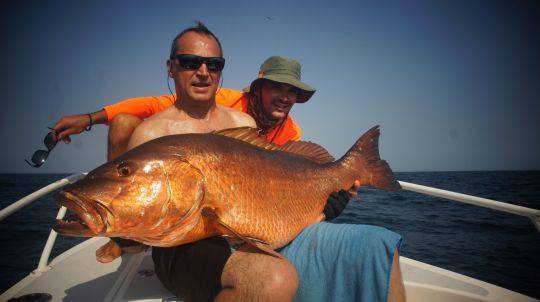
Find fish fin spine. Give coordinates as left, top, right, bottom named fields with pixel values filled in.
left=213, top=127, right=334, bottom=164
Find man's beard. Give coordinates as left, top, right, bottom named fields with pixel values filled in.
left=247, top=94, right=282, bottom=134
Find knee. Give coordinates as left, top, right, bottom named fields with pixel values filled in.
left=108, top=114, right=142, bottom=141
left=261, top=259, right=298, bottom=300
left=222, top=251, right=298, bottom=301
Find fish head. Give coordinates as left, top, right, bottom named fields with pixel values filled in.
left=53, top=144, right=205, bottom=245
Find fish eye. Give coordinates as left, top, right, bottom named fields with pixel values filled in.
left=116, top=162, right=132, bottom=177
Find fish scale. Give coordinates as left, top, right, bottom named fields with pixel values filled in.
left=199, top=146, right=331, bottom=247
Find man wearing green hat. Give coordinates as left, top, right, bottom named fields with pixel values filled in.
left=51, top=44, right=404, bottom=302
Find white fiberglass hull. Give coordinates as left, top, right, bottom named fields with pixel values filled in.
left=1, top=237, right=537, bottom=302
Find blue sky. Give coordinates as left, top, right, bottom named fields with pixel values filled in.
left=1, top=0, right=539, bottom=173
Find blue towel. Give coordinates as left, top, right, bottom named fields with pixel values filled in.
left=279, top=222, right=402, bottom=302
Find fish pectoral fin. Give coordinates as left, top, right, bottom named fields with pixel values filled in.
left=201, top=207, right=283, bottom=259
left=249, top=241, right=283, bottom=259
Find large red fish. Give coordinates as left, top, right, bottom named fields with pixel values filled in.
left=54, top=126, right=400, bottom=255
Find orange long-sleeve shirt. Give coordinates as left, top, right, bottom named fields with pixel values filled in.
left=103, top=88, right=302, bottom=145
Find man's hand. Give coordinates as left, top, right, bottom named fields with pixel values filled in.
left=323, top=180, right=361, bottom=221
left=51, top=110, right=107, bottom=143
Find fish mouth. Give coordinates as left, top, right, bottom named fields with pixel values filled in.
left=53, top=191, right=108, bottom=236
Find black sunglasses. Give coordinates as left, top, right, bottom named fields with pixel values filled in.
left=174, top=54, right=225, bottom=72
left=25, top=129, right=57, bottom=168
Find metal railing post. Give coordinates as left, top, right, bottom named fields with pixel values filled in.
left=34, top=206, right=68, bottom=273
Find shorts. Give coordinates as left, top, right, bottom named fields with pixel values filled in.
left=152, top=237, right=232, bottom=302
left=152, top=223, right=401, bottom=302
left=279, top=222, right=402, bottom=302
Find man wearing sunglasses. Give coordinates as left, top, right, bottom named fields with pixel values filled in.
left=121, top=23, right=301, bottom=302
left=50, top=23, right=404, bottom=302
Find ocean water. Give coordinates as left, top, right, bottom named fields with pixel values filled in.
left=1, top=171, right=539, bottom=299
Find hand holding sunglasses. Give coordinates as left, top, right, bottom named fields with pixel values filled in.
left=25, top=128, right=58, bottom=168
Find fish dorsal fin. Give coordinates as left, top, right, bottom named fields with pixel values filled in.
left=213, top=127, right=280, bottom=150
left=201, top=207, right=283, bottom=258
left=280, top=141, right=335, bottom=164
left=213, top=127, right=335, bottom=164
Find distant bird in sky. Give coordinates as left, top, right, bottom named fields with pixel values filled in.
left=265, top=16, right=274, bottom=22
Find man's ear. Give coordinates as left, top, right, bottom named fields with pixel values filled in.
left=167, top=59, right=174, bottom=78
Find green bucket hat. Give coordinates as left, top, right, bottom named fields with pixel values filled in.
left=244, top=56, right=316, bottom=103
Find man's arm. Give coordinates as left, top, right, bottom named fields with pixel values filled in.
left=51, top=110, right=108, bottom=143
left=50, top=89, right=243, bottom=144
left=103, top=95, right=175, bottom=123
left=51, top=95, right=175, bottom=143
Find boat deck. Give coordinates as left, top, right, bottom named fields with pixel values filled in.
left=2, top=237, right=175, bottom=302
left=2, top=237, right=537, bottom=302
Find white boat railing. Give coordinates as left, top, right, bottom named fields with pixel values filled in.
left=0, top=173, right=538, bottom=274
left=398, top=181, right=540, bottom=232
left=0, top=172, right=87, bottom=221
left=0, top=172, right=87, bottom=274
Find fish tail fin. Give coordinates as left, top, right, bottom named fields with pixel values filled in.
left=338, top=126, right=401, bottom=191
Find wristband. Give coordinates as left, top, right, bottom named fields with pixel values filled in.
left=85, top=113, right=92, bottom=131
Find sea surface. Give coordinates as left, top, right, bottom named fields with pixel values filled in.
left=1, top=171, right=539, bottom=299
